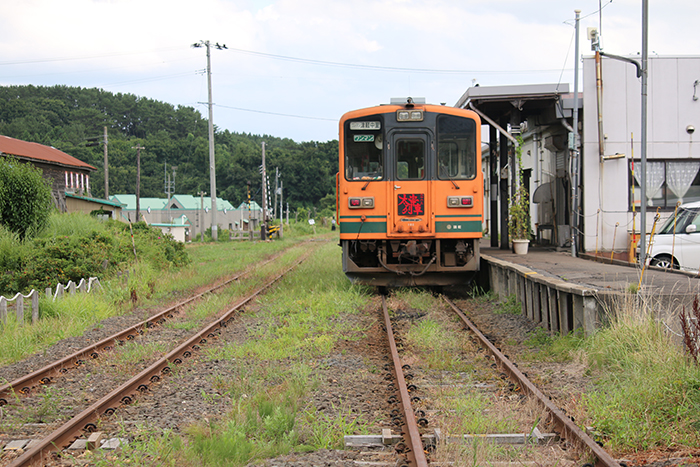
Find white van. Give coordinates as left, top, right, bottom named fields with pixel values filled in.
left=644, top=201, right=700, bottom=271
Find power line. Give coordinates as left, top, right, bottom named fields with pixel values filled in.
left=0, top=46, right=186, bottom=66
left=225, top=46, right=570, bottom=75
left=215, top=104, right=336, bottom=122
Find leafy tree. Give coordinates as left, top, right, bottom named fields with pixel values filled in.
left=0, top=85, right=340, bottom=211
left=0, top=157, right=54, bottom=239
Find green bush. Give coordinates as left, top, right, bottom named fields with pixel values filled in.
left=0, top=157, right=54, bottom=239
left=0, top=214, right=190, bottom=296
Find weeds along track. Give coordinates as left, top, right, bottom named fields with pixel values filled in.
left=0, top=247, right=311, bottom=467
left=347, top=292, right=623, bottom=467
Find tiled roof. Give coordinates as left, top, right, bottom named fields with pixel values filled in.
left=110, top=195, right=167, bottom=211
left=0, top=135, right=96, bottom=171
left=168, top=194, right=235, bottom=211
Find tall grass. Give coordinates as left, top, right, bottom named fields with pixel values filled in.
left=0, top=217, right=315, bottom=366
left=527, top=293, right=700, bottom=453
left=0, top=292, right=116, bottom=365
left=36, top=212, right=107, bottom=238
left=581, top=294, right=700, bottom=452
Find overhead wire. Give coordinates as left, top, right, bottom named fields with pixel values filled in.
left=215, top=104, right=335, bottom=122
left=0, top=46, right=187, bottom=66
left=225, top=46, right=568, bottom=75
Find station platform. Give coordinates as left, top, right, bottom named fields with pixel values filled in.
left=478, top=240, right=700, bottom=336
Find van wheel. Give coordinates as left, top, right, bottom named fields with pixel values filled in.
left=650, top=254, right=678, bottom=269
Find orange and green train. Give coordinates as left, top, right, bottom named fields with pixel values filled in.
left=337, top=97, right=483, bottom=287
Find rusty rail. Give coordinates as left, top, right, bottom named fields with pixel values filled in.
left=0, top=255, right=283, bottom=405
left=8, top=254, right=307, bottom=467
left=442, top=296, right=620, bottom=467
left=381, top=295, right=429, bottom=467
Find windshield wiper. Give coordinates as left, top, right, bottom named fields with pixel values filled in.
left=439, top=166, right=460, bottom=190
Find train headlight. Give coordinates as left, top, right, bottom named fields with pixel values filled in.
left=349, top=197, right=374, bottom=209
left=397, top=110, right=424, bottom=122
left=447, top=196, right=473, bottom=208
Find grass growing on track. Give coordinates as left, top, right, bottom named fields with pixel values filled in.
left=164, top=241, right=374, bottom=466
left=396, top=290, right=522, bottom=433
left=0, top=235, right=303, bottom=367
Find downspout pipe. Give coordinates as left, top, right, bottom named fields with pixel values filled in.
left=595, top=50, right=605, bottom=158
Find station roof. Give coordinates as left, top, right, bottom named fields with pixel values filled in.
left=455, top=83, right=575, bottom=121
left=0, top=135, right=96, bottom=171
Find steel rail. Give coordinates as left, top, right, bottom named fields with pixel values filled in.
left=442, top=296, right=620, bottom=467
left=8, top=253, right=308, bottom=467
left=0, top=255, right=282, bottom=405
left=381, top=295, right=429, bottom=467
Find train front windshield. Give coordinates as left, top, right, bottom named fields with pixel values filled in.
left=437, top=115, right=477, bottom=180
left=344, top=119, right=383, bottom=181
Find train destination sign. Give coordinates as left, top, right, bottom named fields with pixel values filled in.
left=350, top=121, right=381, bottom=130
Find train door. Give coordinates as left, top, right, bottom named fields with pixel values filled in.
left=388, top=132, right=432, bottom=235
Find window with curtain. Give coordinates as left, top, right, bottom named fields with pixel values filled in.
left=630, top=159, right=700, bottom=209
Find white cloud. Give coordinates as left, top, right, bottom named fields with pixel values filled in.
left=0, top=0, right=697, bottom=142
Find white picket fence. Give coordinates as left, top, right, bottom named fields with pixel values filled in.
left=0, top=277, right=102, bottom=325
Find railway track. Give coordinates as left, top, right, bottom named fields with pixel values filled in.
left=441, top=295, right=621, bottom=467
left=1, top=262, right=628, bottom=466
left=0, top=249, right=309, bottom=467
left=343, top=292, right=623, bottom=467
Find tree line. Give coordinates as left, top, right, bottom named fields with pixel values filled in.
left=0, top=85, right=338, bottom=212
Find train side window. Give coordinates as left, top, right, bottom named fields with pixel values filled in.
left=345, top=126, right=383, bottom=181
left=437, top=115, right=477, bottom=180
left=397, top=139, right=425, bottom=180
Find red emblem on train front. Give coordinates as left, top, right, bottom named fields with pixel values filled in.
left=397, top=194, right=424, bottom=216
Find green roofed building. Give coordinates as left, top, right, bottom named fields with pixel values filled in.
left=110, top=193, right=261, bottom=241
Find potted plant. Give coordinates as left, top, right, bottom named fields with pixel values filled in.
left=508, top=137, right=531, bottom=254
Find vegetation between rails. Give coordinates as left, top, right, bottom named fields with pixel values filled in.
left=3, top=220, right=699, bottom=463
left=0, top=212, right=333, bottom=366
left=65, top=240, right=373, bottom=467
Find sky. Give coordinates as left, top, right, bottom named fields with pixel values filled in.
left=1, top=0, right=698, bottom=143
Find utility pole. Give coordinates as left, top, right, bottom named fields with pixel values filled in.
left=132, top=144, right=144, bottom=223
left=640, top=0, right=649, bottom=266
left=261, top=142, right=267, bottom=240
left=103, top=127, right=109, bottom=199
left=198, top=191, right=206, bottom=241
left=247, top=182, right=252, bottom=238
left=192, top=40, right=227, bottom=241
left=86, top=128, right=109, bottom=199
left=273, top=167, right=279, bottom=219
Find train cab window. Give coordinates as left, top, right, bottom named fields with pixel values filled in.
left=397, top=140, right=425, bottom=180
left=437, top=115, right=477, bottom=180
left=345, top=121, right=383, bottom=181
